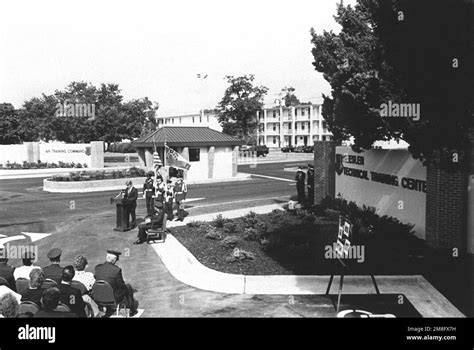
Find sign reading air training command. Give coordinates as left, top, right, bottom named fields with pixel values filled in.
left=335, top=153, right=426, bottom=193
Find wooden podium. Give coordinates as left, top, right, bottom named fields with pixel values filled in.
left=111, top=197, right=130, bottom=232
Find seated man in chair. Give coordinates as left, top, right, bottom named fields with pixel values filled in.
left=94, top=250, right=138, bottom=317
left=133, top=204, right=165, bottom=245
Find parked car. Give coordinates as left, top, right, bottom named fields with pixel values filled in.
left=294, top=146, right=306, bottom=153
left=304, top=145, right=314, bottom=153
left=249, top=145, right=269, bottom=157
left=239, top=145, right=252, bottom=151
left=281, top=146, right=295, bottom=153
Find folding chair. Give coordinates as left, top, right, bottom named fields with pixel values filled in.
left=18, top=301, right=40, bottom=316
left=42, top=278, right=58, bottom=289
left=71, top=280, right=88, bottom=295
left=146, top=219, right=167, bottom=244
left=15, top=278, right=30, bottom=295
left=55, top=302, right=71, bottom=312
left=0, top=277, right=11, bottom=289
left=91, top=280, right=127, bottom=317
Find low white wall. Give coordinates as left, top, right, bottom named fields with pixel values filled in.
left=0, top=144, right=27, bottom=165
left=40, top=143, right=91, bottom=167
left=335, top=146, right=426, bottom=238
left=43, top=176, right=145, bottom=193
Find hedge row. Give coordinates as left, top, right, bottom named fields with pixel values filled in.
left=107, top=142, right=136, bottom=153
left=50, top=166, right=146, bottom=181
left=0, top=161, right=88, bottom=169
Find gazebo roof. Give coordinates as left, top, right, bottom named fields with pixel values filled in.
left=132, top=126, right=243, bottom=148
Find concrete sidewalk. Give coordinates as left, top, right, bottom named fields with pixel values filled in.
left=153, top=204, right=465, bottom=318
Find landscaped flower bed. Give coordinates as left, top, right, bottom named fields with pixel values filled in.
left=49, top=166, right=146, bottom=181
left=172, top=197, right=429, bottom=275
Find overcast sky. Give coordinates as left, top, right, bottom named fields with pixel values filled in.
left=0, top=0, right=356, bottom=116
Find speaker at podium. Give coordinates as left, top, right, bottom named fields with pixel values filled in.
left=111, top=191, right=130, bottom=232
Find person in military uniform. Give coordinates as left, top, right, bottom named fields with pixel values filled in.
left=163, top=180, right=174, bottom=221
left=94, top=250, right=138, bottom=317
left=307, top=164, right=315, bottom=204
left=173, top=176, right=187, bottom=222
left=154, top=176, right=165, bottom=209
left=143, top=172, right=155, bottom=216
left=0, top=249, right=16, bottom=291
left=133, top=204, right=165, bottom=244
left=43, top=248, right=63, bottom=284
left=123, top=180, right=138, bottom=229
left=295, top=166, right=306, bottom=203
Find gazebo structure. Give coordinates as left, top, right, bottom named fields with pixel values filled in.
left=132, top=126, right=243, bottom=182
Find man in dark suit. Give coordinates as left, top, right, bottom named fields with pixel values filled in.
left=0, top=249, right=16, bottom=291
left=57, top=266, right=86, bottom=317
left=34, top=287, right=78, bottom=318
left=124, top=180, right=138, bottom=229
left=43, top=248, right=63, bottom=284
left=134, top=205, right=165, bottom=244
left=94, top=250, right=138, bottom=316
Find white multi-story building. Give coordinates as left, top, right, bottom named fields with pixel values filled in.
left=257, top=103, right=333, bottom=148
left=156, top=110, right=222, bottom=131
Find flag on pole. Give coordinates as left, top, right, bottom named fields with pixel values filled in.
left=153, top=151, right=162, bottom=173
left=165, top=145, right=191, bottom=171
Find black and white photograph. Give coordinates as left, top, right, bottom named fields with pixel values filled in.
left=0, top=0, right=473, bottom=347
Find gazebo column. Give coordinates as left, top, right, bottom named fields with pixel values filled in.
left=137, top=148, right=146, bottom=167
left=145, top=148, right=154, bottom=170
left=208, top=146, right=215, bottom=179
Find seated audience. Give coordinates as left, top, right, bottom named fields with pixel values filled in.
left=57, top=266, right=86, bottom=318
left=43, top=248, right=63, bottom=284
left=14, top=250, right=39, bottom=281
left=95, top=250, right=138, bottom=316
left=21, top=268, right=45, bottom=307
left=0, top=292, right=19, bottom=318
left=34, top=287, right=77, bottom=318
left=72, top=255, right=96, bottom=291
left=0, top=250, right=16, bottom=291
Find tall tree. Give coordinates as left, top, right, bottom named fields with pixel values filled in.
left=0, top=103, right=21, bottom=144
left=217, top=75, right=268, bottom=141
left=310, top=0, right=473, bottom=166
left=281, top=86, right=301, bottom=107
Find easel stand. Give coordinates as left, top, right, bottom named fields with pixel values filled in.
left=325, top=259, right=380, bottom=313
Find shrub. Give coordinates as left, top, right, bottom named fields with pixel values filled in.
left=223, top=221, right=237, bottom=233
left=186, top=221, right=207, bottom=228
left=220, top=235, right=240, bottom=249
left=108, top=142, right=136, bottom=153
left=213, top=214, right=228, bottom=228
left=243, top=227, right=258, bottom=241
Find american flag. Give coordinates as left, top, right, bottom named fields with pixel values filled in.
left=153, top=151, right=162, bottom=171
left=165, top=145, right=191, bottom=170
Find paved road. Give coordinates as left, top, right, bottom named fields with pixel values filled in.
left=0, top=161, right=308, bottom=233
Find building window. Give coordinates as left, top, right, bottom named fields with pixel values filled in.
left=301, top=109, right=305, bottom=116
left=273, top=124, right=276, bottom=131
left=288, top=109, right=292, bottom=117
left=295, top=124, right=297, bottom=130
left=288, top=124, right=291, bottom=130
left=192, top=117, right=195, bottom=123
left=200, top=116, right=202, bottom=123
left=273, top=137, right=276, bottom=144
left=295, top=109, right=298, bottom=117
left=322, top=121, right=327, bottom=129
left=189, top=148, right=200, bottom=162
left=179, top=118, right=182, bottom=124
left=302, top=123, right=305, bottom=130
left=172, top=118, right=175, bottom=124
left=273, top=110, right=276, bottom=118
left=207, top=116, right=209, bottom=122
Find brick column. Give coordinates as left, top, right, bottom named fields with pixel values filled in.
left=313, top=141, right=336, bottom=204
left=208, top=146, right=215, bottom=179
